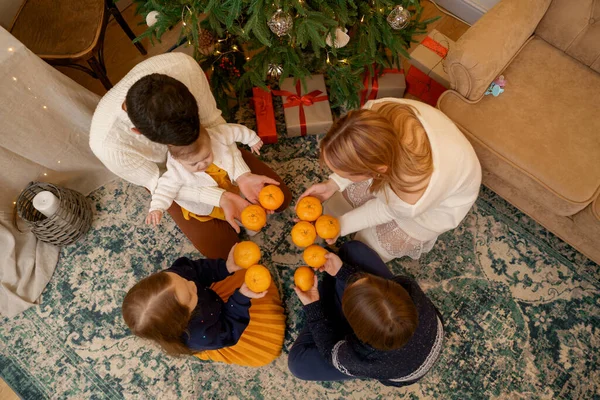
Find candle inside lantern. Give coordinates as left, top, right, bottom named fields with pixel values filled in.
left=32, top=191, right=60, bottom=218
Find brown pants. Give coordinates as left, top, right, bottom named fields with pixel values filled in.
left=166, top=148, right=292, bottom=260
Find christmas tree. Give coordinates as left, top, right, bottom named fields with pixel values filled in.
left=135, top=0, right=437, bottom=115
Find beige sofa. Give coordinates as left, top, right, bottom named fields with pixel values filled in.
left=438, top=0, right=600, bottom=264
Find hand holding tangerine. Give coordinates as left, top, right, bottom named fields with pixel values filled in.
left=294, top=267, right=315, bottom=292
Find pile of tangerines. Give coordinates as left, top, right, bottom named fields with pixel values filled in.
left=234, top=184, right=340, bottom=294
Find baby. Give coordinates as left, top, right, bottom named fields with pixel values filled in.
left=146, top=123, right=263, bottom=226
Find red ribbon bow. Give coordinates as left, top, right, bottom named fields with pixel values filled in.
left=272, top=80, right=328, bottom=136
left=422, top=36, right=449, bottom=58
left=360, top=66, right=404, bottom=106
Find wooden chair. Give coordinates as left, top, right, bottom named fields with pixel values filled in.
left=10, top=0, right=147, bottom=89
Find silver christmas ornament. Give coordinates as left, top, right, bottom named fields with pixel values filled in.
left=146, top=10, right=160, bottom=27
left=268, top=9, right=293, bottom=37
left=325, top=27, right=350, bottom=48
left=387, top=6, right=411, bottom=30
left=267, top=64, right=283, bottom=79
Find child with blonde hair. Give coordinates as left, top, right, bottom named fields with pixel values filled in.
left=298, top=98, right=481, bottom=261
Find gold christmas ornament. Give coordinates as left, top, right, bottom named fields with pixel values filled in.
left=198, top=29, right=216, bottom=56
left=268, top=9, right=293, bottom=37
left=387, top=6, right=411, bottom=30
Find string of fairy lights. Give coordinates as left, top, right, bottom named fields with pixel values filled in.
left=6, top=44, right=61, bottom=208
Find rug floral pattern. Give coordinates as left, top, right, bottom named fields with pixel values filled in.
left=1, top=135, right=598, bottom=400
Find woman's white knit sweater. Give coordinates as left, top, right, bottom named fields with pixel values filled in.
left=89, top=53, right=238, bottom=207
left=149, top=124, right=260, bottom=215
left=330, top=98, right=482, bottom=242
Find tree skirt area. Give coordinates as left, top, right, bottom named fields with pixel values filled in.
left=1, top=135, right=598, bottom=400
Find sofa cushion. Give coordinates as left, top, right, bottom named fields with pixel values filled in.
left=438, top=37, right=600, bottom=216
left=536, top=0, right=600, bottom=73
left=574, top=195, right=600, bottom=243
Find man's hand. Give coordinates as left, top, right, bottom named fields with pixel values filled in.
left=239, top=283, right=268, bottom=299
left=220, top=192, right=251, bottom=233
left=318, top=253, right=343, bottom=276
left=145, top=210, right=163, bottom=226
left=293, top=275, right=320, bottom=305
left=296, top=180, right=339, bottom=209
left=226, top=244, right=243, bottom=273
left=237, top=172, right=280, bottom=204
left=251, top=140, right=264, bottom=155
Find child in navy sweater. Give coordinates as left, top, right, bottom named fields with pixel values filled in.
left=122, top=245, right=285, bottom=366
left=289, top=241, right=444, bottom=386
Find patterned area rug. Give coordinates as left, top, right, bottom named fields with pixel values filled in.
left=1, top=135, right=598, bottom=400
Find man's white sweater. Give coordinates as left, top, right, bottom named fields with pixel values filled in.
left=89, top=53, right=238, bottom=207
left=149, top=124, right=260, bottom=215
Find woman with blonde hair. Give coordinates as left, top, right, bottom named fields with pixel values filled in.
left=298, top=98, right=481, bottom=261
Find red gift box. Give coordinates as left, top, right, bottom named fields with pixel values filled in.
left=405, top=66, right=447, bottom=107
left=252, top=87, right=278, bottom=144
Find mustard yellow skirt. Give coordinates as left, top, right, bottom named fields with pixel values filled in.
left=194, top=269, right=286, bottom=367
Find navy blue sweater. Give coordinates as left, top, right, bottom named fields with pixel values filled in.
left=303, top=263, right=444, bottom=386
left=166, top=257, right=251, bottom=351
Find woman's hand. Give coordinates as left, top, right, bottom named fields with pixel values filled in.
left=237, top=172, right=280, bottom=205
left=318, top=253, right=343, bottom=276
left=239, top=282, right=268, bottom=299
left=296, top=180, right=340, bottom=208
left=293, top=275, right=320, bottom=305
left=225, top=244, right=242, bottom=273
left=325, top=233, right=340, bottom=245
left=250, top=140, right=264, bottom=155
left=219, top=192, right=251, bottom=233
left=145, top=210, right=163, bottom=226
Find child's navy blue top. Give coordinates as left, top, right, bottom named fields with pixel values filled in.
left=166, top=257, right=251, bottom=351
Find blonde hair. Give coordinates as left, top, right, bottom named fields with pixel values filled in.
left=320, top=103, right=433, bottom=194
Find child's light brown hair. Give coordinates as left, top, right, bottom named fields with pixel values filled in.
left=320, top=103, right=433, bottom=194
left=122, top=272, right=193, bottom=356
left=342, top=273, right=418, bottom=351
left=168, top=127, right=209, bottom=160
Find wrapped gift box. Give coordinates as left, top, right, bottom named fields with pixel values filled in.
left=252, top=87, right=278, bottom=144
left=409, top=29, right=454, bottom=88
left=405, top=66, right=447, bottom=107
left=361, top=67, right=406, bottom=106
left=273, top=74, right=333, bottom=137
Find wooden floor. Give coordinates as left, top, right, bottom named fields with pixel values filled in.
left=57, top=1, right=469, bottom=97
left=0, top=2, right=468, bottom=398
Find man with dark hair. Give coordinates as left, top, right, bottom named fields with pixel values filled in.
left=90, top=53, right=290, bottom=259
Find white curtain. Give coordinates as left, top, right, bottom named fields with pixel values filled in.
left=0, top=27, right=116, bottom=317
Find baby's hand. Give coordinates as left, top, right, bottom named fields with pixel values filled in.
left=239, top=283, right=268, bottom=299
left=251, top=140, right=264, bottom=155
left=146, top=210, right=163, bottom=226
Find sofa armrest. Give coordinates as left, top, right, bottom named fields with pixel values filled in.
left=445, top=0, right=552, bottom=101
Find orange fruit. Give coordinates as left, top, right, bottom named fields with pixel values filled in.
left=294, top=266, right=315, bottom=292
left=233, top=241, right=261, bottom=269
left=296, top=196, right=323, bottom=222
left=258, top=185, right=285, bottom=211
left=291, top=221, right=317, bottom=248
left=241, top=205, right=267, bottom=231
left=315, top=215, right=340, bottom=239
left=245, top=265, right=271, bottom=293
left=303, top=245, right=328, bottom=268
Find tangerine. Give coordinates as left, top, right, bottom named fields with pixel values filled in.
left=241, top=205, right=267, bottom=231
left=296, top=196, right=323, bottom=222
left=258, top=185, right=285, bottom=211
left=303, top=245, right=328, bottom=268
left=291, top=221, right=317, bottom=248
left=294, top=266, right=315, bottom=292
left=245, top=264, right=272, bottom=293
left=233, top=241, right=261, bottom=269
left=315, top=215, right=340, bottom=239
